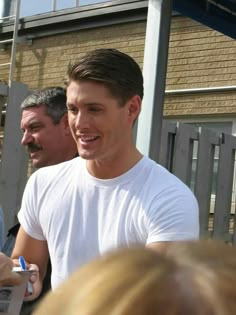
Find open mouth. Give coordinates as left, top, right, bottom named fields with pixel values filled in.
left=28, top=149, right=42, bottom=158
left=27, top=144, right=42, bottom=154
left=79, top=136, right=99, bottom=144
left=29, top=148, right=41, bottom=153
left=28, top=147, right=42, bottom=158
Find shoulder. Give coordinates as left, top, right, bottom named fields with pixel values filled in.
left=144, top=160, right=199, bottom=240
left=140, top=157, right=198, bottom=209
left=141, top=157, right=190, bottom=191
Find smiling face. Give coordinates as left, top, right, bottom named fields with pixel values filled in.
left=66, top=80, right=141, bottom=173
left=21, top=105, right=70, bottom=168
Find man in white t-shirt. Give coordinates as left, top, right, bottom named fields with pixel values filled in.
left=12, top=49, right=199, bottom=301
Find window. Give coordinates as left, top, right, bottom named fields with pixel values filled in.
left=20, top=0, right=111, bottom=17
left=20, top=0, right=52, bottom=17
left=56, top=0, right=75, bottom=11
left=79, top=0, right=111, bottom=5
left=0, top=0, right=112, bottom=19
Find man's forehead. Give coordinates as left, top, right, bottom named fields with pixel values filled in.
left=66, top=80, right=115, bottom=104
left=22, top=103, right=46, bottom=110
left=21, top=106, right=48, bottom=125
left=22, top=105, right=47, bottom=116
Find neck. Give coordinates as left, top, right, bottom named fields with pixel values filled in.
left=86, top=148, right=143, bottom=179
left=64, top=140, right=78, bottom=161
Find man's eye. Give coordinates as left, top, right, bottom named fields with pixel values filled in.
left=30, top=126, right=41, bottom=132
left=68, top=108, right=77, bottom=114
left=89, top=107, right=101, bottom=112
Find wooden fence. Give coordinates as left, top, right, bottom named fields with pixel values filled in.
left=159, top=120, right=236, bottom=243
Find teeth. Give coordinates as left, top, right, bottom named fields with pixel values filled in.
left=80, top=136, right=96, bottom=141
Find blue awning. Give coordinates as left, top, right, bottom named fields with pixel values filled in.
left=173, top=0, right=236, bottom=39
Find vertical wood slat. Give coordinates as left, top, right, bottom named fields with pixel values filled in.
left=0, top=97, right=4, bottom=134
left=194, top=128, right=220, bottom=239
left=159, top=120, right=177, bottom=171
left=0, top=83, right=8, bottom=97
left=232, top=200, right=236, bottom=244
left=0, top=83, right=8, bottom=132
left=0, top=81, right=29, bottom=237
left=213, top=133, right=236, bottom=242
left=172, top=123, right=199, bottom=186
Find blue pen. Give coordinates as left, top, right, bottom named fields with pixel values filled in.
left=18, top=256, right=33, bottom=295
left=19, top=256, right=26, bottom=271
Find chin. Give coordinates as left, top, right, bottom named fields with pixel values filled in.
left=32, top=158, right=45, bottom=168
left=79, top=154, right=91, bottom=160
left=79, top=151, right=97, bottom=160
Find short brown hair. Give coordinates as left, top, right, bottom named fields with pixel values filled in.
left=65, top=49, right=143, bottom=106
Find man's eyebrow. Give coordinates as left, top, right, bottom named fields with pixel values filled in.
left=24, top=121, right=44, bottom=129
left=66, top=102, right=104, bottom=107
left=29, top=120, right=42, bottom=125
left=86, top=102, right=104, bottom=106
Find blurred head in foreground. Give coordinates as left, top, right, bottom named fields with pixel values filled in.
left=34, top=240, right=236, bottom=315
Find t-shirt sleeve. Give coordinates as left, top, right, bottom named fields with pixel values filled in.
left=18, top=173, right=46, bottom=241
left=146, top=185, right=199, bottom=244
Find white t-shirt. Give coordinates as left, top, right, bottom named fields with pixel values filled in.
left=18, top=156, right=199, bottom=289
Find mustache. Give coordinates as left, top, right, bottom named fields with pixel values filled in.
left=27, top=143, right=42, bottom=153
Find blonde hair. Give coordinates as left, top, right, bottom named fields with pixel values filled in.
left=34, top=241, right=236, bottom=315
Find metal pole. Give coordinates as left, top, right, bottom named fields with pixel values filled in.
left=136, top=0, right=173, bottom=162
left=52, top=0, right=56, bottom=11
left=9, top=0, right=21, bottom=87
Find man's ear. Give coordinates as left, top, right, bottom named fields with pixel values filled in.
left=127, top=95, right=141, bottom=122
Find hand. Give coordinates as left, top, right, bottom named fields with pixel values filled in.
left=12, top=258, right=42, bottom=301
left=0, top=253, right=24, bottom=286
left=24, top=263, right=42, bottom=301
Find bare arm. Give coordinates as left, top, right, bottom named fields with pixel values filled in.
left=11, top=226, right=49, bottom=300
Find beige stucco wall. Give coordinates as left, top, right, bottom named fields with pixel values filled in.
left=0, top=15, right=236, bottom=117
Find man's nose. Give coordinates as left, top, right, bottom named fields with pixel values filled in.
left=74, top=112, right=89, bottom=129
left=21, top=131, right=33, bottom=146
